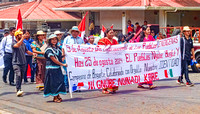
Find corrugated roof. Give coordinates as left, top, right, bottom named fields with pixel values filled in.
left=150, top=0, right=200, bottom=7
left=58, top=0, right=200, bottom=8
left=0, top=0, right=81, bottom=21
left=59, top=0, right=142, bottom=7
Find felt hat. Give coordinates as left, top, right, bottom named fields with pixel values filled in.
left=69, top=26, right=80, bottom=34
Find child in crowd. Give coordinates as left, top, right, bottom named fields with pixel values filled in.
left=86, top=35, right=96, bottom=45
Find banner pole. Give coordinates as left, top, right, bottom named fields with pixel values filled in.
left=64, top=46, right=73, bottom=98
left=67, top=72, right=73, bottom=98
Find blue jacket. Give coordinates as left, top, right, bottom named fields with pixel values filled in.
left=23, top=38, right=34, bottom=55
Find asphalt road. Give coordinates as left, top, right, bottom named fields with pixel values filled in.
left=0, top=69, right=200, bottom=114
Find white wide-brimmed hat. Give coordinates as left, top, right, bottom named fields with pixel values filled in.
left=183, top=26, right=191, bottom=31
left=35, top=30, right=46, bottom=36
left=47, top=34, right=57, bottom=41
left=54, top=30, right=64, bottom=35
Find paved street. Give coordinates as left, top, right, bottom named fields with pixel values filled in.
left=0, top=69, right=200, bottom=114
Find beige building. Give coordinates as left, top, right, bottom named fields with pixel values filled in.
left=54, top=0, right=200, bottom=35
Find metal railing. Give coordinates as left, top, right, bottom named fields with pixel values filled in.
left=160, top=26, right=200, bottom=43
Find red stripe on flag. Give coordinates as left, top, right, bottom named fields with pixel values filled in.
left=77, top=82, right=84, bottom=87
left=102, top=24, right=106, bottom=32
left=164, top=70, right=168, bottom=78
left=78, top=11, right=88, bottom=38
left=110, top=24, right=113, bottom=29
left=27, top=64, right=31, bottom=78
left=16, top=9, right=23, bottom=30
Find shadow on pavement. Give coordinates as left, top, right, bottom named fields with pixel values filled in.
left=46, top=89, right=145, bottom=103
left=0, top=92, right=15, bottom=96
left=24, top=91, right=42, bottom=96
left=194, top=83, right=200, bottom=85
left=156, top=85, right=181, bottom=90
left=157, top=78, right=177, bottom=81
left=0, top=91, right=42, bottom=97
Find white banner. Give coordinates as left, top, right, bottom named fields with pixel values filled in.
left=64, top=35, right=181, bottom=92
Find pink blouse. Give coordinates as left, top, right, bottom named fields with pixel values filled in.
left=130, top=35, right=155, bottom=43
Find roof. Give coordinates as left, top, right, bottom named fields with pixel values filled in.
left=54, top=0, right=200, bottom=11
left=59, top=0, right=143, bottom=7
left=0, top=0, right=81, bottom=21
left=150, top=0, right=200, bottom=7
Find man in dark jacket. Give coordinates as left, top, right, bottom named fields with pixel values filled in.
left=177, top=26, right=194, bottom=87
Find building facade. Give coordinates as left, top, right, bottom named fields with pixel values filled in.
left=54, top=0, right=200, bottom=35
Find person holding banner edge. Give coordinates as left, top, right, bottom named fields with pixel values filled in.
left=177, top=26, right=194, bottom=87
left=62, top=26, right=84, bottom=93
left=98, top=28, right=119, bottom=94
left=134, top=25, right=157, bottom=89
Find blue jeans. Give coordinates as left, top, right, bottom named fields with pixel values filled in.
left=32, top=63, right=37, bottom=80
left=178, top=60, right=191, bottom=83
left=3, top=53, right=14, bottom=83
left=24, top=56, right=34, bottom=82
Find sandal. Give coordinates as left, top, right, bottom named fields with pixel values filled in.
left=149, top=85, right=157, bottom=90
left=53, top=96, right=61, bottom=103
left=137, top=85, right=145, bottom=88
left=57, top=95, right=62, bottom=102
left=102, top=90, right=110, bottom=94
left=39, top=87, right=44, bottom=91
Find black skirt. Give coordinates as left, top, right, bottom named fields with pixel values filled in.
left=44, top=67, right=66, bottom=97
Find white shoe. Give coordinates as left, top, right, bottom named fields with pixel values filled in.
left=16, top=90, right=23, bottom=97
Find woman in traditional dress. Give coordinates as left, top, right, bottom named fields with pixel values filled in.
left=98, top=29, right=118, bottom=94
left=44, top=34, right=67, bottom=103
left=54, top=31, right=69, bottom=91
left=31, top=31, right=46, bottom=91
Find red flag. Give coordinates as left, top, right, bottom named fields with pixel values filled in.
left=102, top=24, right=106, bottom=32
left=27, top=64, right=31, bottom=79
left=78, top=11, right=88, bottom=39
left=110, top=24, right=113, bottom=29
left=101, top=24, right=106, bottom=38
left=16, top=9, right=23, bottom=30
left=77, top=82, right=84, bottom=87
